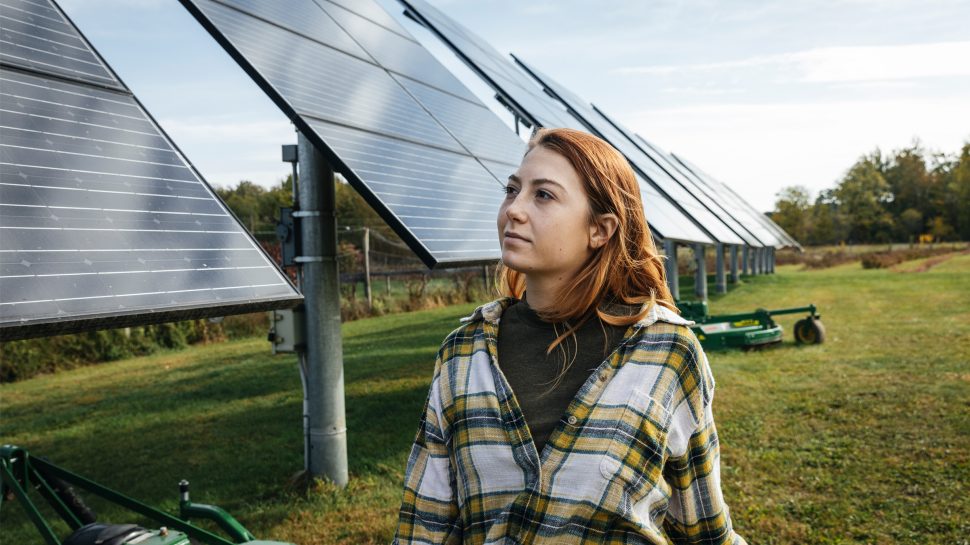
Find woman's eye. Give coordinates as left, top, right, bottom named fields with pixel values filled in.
left=536, top=189, right=553, bottom=200
left=503, top=185, right=519, bottom=197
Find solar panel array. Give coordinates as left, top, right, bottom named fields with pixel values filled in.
left=591, top=105, right=769, bottom=247
left=0, top=0, right=301, bottom=341
left=179, top=0, right=528, bottom=268
left=399, top=0, right=799, bottom=249
left=512, top=57, right=750, bottom=248
left=670, top=152, right=800, bottom=249
left=398, top=0, right=716, bottom=246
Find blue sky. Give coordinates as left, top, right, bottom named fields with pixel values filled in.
left=58, top=0, right=970, bottom=212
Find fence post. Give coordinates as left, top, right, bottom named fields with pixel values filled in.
left=363, top=227, right=372, bottom=307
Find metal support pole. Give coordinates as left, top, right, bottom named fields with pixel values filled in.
left=715, top=243, right=727, bottom=294
left=363, top=227, right=372, bottom=307
left=298, top=132, right=348, bottom=486
left=482, top=265, right=489, bottom=294
left=755, top=248, right=763, bottom=275
left=693, top=244, right=708, bottom=301
left=769, top=247, right=776, bottom=273
left=742, top=245, right=750, bottom=276
left=730, top=245, right=739, bottom=284
left=663, top=239, right=679, bottom=301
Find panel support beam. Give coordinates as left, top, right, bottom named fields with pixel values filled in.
left=663, top=239, right=679, bottom=301
left=742, top=245, right=750, bottom=276
left=730, top=245, right=739, bottom=284
left=298, top=132, right=348, bottom=487
left=693, top=244, right=707, bottom=301
left=715, top=243, right=727, bottom=294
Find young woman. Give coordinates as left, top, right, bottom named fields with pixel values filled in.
left=393, top=128, right=746, bottom=545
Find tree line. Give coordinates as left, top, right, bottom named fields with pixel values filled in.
left=771, top=141, right=970, bottom=245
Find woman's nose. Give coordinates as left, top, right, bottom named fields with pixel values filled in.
left=505, top=195, right=527, bottom=222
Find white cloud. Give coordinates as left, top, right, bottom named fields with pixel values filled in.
left=616, top=41, right=970, bottom=83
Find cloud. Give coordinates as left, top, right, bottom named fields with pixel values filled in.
left=615, top=41, right=970, bottom=83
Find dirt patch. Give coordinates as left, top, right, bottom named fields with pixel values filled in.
left=891, top=249, right=970, bottom=273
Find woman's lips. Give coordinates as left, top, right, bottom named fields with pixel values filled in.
left=504, top=231, right=530, bottom=242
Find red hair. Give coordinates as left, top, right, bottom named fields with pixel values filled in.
left=497, top=127, right=676, bottom=354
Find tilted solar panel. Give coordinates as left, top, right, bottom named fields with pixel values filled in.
left=180, top=0, right=528, bottom=267
left=0, top=0, right=301, bottom=341
left=398, top=0, right=715, bottom=246
left=511, top=55, right=746, bottom=246
left=670, top=152, right=801, bottom=249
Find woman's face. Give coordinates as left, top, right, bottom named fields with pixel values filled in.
left=498, top=146, right=595, bottom=282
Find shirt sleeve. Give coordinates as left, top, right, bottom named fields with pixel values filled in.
left=392, top=356, right=462, bottom=545
left=662, top=337, right=747, bottom=545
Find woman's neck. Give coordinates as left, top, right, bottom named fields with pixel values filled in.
left=523, top=275, right=567, bottom=312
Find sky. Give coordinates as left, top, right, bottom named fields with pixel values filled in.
left=57, top=0, right=970, bottom=213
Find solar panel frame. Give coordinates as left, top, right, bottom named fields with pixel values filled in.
left=397, top=0, right=716, bottom=246
left=0, top=0, right=302, bottom=341
left=180, top=0, right=526, bottom=268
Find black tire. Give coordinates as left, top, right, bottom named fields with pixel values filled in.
left=34, top=462, right=98, bottom=525
left=794, top=318, right=826, bottom=345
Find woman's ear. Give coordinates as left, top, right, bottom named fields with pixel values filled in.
left=589, top=213, right=619, bottom=249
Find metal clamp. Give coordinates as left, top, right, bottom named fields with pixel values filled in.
left=292, top=210, right=321, bottom=217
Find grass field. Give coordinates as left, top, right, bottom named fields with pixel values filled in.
left=1, top=252, right=968, bottom=544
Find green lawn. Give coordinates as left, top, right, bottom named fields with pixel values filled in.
left=2, top=253, right=968, bottom=544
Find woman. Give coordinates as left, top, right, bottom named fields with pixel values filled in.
left=393, top=128, right=746, bottom=545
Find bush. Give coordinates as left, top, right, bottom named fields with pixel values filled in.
left=0, top=315, right=269, bottom=384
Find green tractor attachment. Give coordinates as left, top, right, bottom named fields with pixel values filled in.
left=677, top=301, right=825, bottom=351
left=0, top=445, right=293, bottom=545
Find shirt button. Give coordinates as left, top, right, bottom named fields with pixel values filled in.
left=567, top=415, right=578, bottom=425
left=598, top=373, right=608, bottom=382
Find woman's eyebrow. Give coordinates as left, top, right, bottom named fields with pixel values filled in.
left=507, top=174, right=565, bottom=191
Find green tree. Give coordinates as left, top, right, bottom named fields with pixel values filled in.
left=834, top=157, right=895, bottom=243
left=771, top=185, right=812, bottom=243
left=940, top=142, right=970, bottom=240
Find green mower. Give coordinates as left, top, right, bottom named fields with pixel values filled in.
left=677, top=300, right=825, bottom=351
left=0, top=445, right=293, bottom=545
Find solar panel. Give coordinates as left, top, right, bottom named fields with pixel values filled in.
left=511, top=56, right=748, bottom=247
left=670, top=152, right=801, bottom=249
left=591, top=105, right=766, bottom=248
left=398, top=0, right=715, bottom=246
left=180, top=0, right=528, bottom=267
left=0, top=0, right=301, bottom=341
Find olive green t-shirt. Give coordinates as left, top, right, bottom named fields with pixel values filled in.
left=497, top=298, right=633, bottom=456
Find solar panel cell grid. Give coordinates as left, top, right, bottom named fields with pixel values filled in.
left=181, top=0, right=525, bottom=267
left=0, top=0, right=121, bottom=89
left=1, top=22, right=300, bottom=340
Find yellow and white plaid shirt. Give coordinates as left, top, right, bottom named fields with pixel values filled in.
left=393, top=298, right=747, bottom=545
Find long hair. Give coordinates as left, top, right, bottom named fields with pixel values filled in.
left=497, top=127, right=676, bottom=362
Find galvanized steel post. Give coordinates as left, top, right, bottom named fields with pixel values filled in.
left=730, top=245, right=739, bottom=283
left=663, top=239, right=679, bottom=301
left=715, top=243, right=727, bottom=294
left=298, top=132, right=348, bottom=486
left=742, top=245, right=750, bottom=276
left=693, top=244, right=708, bottom=301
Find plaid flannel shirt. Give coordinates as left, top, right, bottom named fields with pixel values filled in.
left=393, top=298, right=747, bottom=545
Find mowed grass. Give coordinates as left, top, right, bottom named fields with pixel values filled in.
left=2, top=253, right=968, bottom=544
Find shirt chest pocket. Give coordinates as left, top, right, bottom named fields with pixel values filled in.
left=598, top=389, right=671, bottom=498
